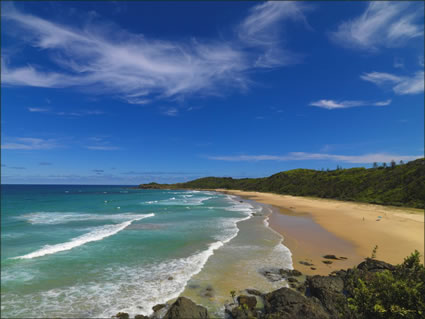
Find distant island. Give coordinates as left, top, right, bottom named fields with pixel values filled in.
left=139, top=158, right=424, bottom=209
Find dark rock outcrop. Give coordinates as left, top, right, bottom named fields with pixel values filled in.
left=114, top=313, right=129, bottom=319
left=134, top=315, right=149, bottom=319
left=259, top=268, right=283, bottom=282
left=307, top=276, right=347, bottom=317
left=299, top=261, right=314, bottom=266
left=322, top=255, right=339, bottom=260
left=357, top=258, right=395, bottom=272
left=152, top=304, right=166, bottom=312
left=263, top=287, right=330, bottom=319
left=237, top=295, right=257, bottom=310
left=279, top=269, right=302, bottom=277
left=163, top=297, right=209, bottom=319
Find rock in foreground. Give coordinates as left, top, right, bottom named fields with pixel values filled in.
left=263, top=287, right=330, bottom=319
left=163, top=297, right=209, bottom=319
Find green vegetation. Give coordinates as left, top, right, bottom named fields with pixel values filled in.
left=139, top=158, right=425, bottom=208
left=230, top=290, right=236, bottom=303
left=347, top=251, right=425, bottom=319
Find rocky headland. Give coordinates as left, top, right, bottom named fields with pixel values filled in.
left=113, top=253, right=424, bottom=319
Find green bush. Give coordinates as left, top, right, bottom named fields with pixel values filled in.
left=156, top=158, right=425, bottom=208
left=347, top=251, right=425, bottom=319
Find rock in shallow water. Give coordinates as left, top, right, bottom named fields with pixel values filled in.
left=322, top=255, right=339, bottom=260
left=279, top=269, right=302, bottom=277
left=152, top=304, right=166, bottom=312
left=299, top=261, right=314, bottom=266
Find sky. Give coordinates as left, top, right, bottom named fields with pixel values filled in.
left=1, top=1, right=424, bottom=185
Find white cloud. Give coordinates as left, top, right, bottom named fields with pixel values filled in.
left=2, top=3, right=310, bottom=102
left=373, top=99, right=392, bottom=106
left=1, top=137, right=59, bottom=150
left=27, top=107, right=103, bottom=117
left=161, top=107, right=179, bottom=117
left=361, top=71, right=424, bottom=95
left=330, top=2, right=423, bottom=51
left=237, top=2, right=310, bottom=67
left=85, top=146, right=120, bottom=151
left=310, top=99, right=391, bottom=109
left=28, top=107, right=49, bottom=112
left=207, top=152, right=422, bottom=164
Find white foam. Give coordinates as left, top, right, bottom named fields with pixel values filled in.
left=19, top=212, right=151, bottom=225
left=3, top=234, right=241, bottom=318
left=13, top=214, right=154, bottom=260
left=154, top=196, right=213, bottom=206
left=143, top=200, right=158, bottom=204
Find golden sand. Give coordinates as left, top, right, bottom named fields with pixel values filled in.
left=214, top=190, right=424, bottom=275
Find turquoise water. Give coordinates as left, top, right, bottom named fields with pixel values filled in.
left=0, top=185, right=262, bottom=317
left=1, top=185, right=292, bottom=318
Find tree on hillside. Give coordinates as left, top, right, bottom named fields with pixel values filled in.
left=391, top=160, right=396, bottom=168
left=373, top=162, right=378, bottom=169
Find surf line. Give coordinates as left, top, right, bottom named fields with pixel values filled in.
left=13, top=214, right=155, bottom=260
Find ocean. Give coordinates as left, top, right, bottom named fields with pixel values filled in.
left=1, top=185, right=292, bottom=318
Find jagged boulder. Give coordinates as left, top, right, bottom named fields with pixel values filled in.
left=237, top=295, right=257, bottom=310
left=263, top=287, right=330, bottom=319
left=163, top=297, right=209, bottom=319
left=114, top=313, right=129, bottom=319
left=229, top=307, right=257, bottom=319
left=152, top=304, right=166, bottom=312
left=134, top=315, right=149, bottom=319
left=307, top=276, right=348, bottom=318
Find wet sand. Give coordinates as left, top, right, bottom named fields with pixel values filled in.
left=213, top=190, right=424, bottom=275
left=181, top=200, right=292, bottom=316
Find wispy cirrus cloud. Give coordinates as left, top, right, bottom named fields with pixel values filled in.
left=2, top=2, right=310, bottom=103
left=237, top=1, right=311, bottom=68
left=28, top=107, right=49, bottom=112
left=85, top=145, right=120, bottom=151
left=1, top=137, right=59, bottom=150
left=310, top=99, right=391, bottom=110
left=161, top=107, right=179, bottom=117
left=207, top=152, right=422, bottom=164
left=84, top=136, right=120, bottom=151
left=27, top=107, right=104, bottom=117
left=330, top=2, right=424, bottom=51
left=361, top=71, right=424, bottom=95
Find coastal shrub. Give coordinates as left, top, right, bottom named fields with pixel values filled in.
left=347, top=250, right=425, bottom=319
left=141, top=158, right=425, bottom=209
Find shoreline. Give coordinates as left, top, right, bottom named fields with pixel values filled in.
left=179, top=196, right=293, bottom=317
left=212, top=189, right=424, bottom=273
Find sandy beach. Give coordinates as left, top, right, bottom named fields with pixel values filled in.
left=214, top=189, right=424, bottom=275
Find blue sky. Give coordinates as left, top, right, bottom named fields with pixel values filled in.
left=1, top=1, right=424, bottom=185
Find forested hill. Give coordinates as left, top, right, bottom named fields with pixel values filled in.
left=139, top=158, right=425, bottom=208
